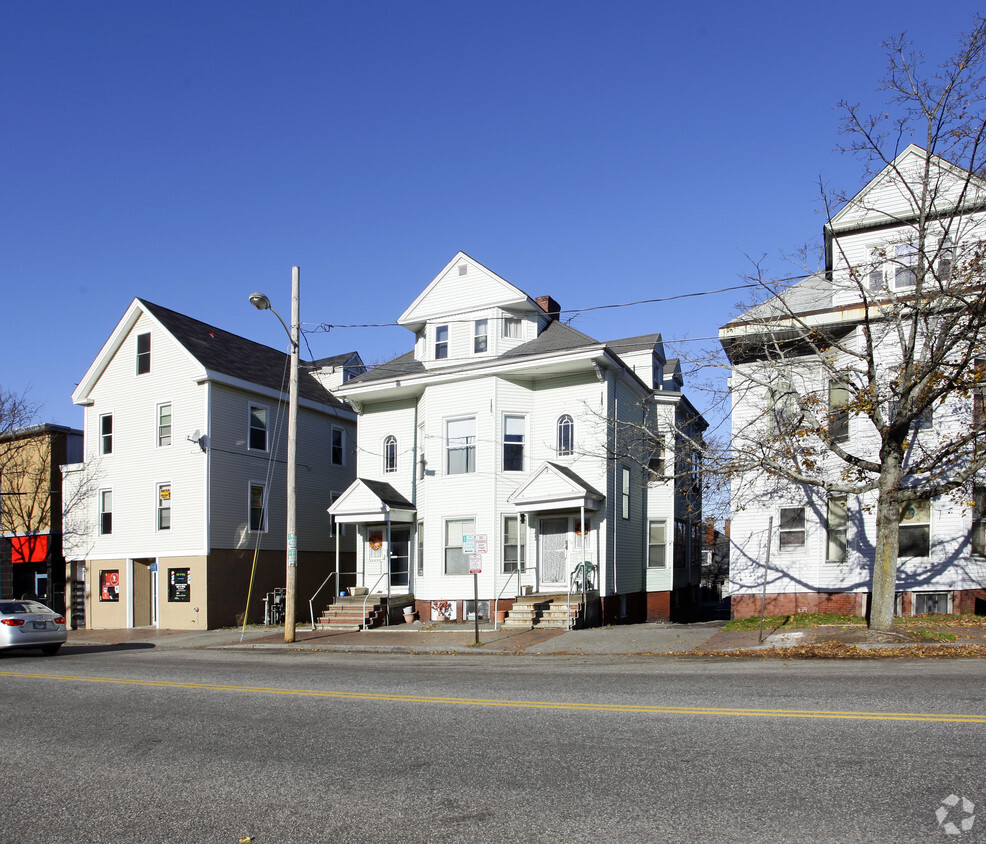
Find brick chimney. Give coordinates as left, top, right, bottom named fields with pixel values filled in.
left=536, top=295, right=561, bottom=323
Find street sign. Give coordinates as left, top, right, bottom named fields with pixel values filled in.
left=468, top=554, right=482, bottom=574
left=462, top=534, right=475, bottom=553
left=475, top=534, right=488, bottom=553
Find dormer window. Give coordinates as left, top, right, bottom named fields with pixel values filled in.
left=502, top=317, right=521, bottom=339
left=474, top=319, right=488, bottom=353
left=136, top=333, right=151, bottom=375
left=435, top=325, right=449, bottom=359
left=894, top=243, right=918, bottom=289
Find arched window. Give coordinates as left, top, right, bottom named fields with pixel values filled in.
left=557, top=415, right=574, bottom=456
left=383, top=435, right=397, bottom=473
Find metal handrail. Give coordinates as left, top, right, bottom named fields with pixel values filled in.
left=493, top=569, right=521, bottom=631
left=362, top=572, right=390, bottom=628
left=308, top=571, right=337, bottom=630
left=567, top=562, right=595, bottom=629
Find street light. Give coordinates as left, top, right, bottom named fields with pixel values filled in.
left=249, top=266, right=300, bottom=643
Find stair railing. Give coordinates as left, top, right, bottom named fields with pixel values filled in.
left=567, top=562, right=596, bottom=629
left=308, top=572, right=337, bottom=630
left=493, top=569, right=521, bottom=631
left=362, top=572, right=390, bottom=628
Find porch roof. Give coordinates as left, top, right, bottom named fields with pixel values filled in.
left=507, top=462, right=604, bottom=512
left=328, top=478, right=416, bottom=524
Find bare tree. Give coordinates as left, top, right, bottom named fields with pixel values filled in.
left=718, top=16, right=986, bottom=629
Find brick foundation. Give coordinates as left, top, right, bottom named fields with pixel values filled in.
left=731, top=591, right=867, bottom=619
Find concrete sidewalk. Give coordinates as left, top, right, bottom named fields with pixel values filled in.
left=63, top=619, right=734, bottom=656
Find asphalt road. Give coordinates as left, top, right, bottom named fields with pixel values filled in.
left=1, top=646, right=985, bottom=843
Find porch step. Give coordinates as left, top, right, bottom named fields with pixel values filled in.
left=502, top=596, right=583, bottom=629
left=315, top=599, right=386, bottom=630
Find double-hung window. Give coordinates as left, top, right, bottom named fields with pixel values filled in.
left=938, top=236, right=954, bottom=281
left=503, top=415, right=525, bottom=472
left=828, top=382, right=850, bottom=443
left=867, top=246, right=886, bottom=291
left=157, top=483, right=172, bottom=531
left=446, top=418, right=476, bottom=475
left=898, top=499, right=931, bottom=557
left=249, top=405, right=268, bottom=451
left=557, top=415, right=574, bottom=457
left=621, top=467, right=630, bottom=519
left=779, top=506, right=806, bottom=549
left=445, top=518, right=475, bottom=575
left=383, top=435, right=397, bottom=473
left=157, top=403, right=172, bottom=447
left=99, top=490, right=113, bottom=535
left=435, top=325, right=449, bottom=360
left=894, top=243, right=918, bottom=289
left=136, top=332, right=151, bottom=375
left=502, top=317, right=521, bottom=339
left=972, top=487, right=986, bottom=556
left=331, top=427, right=345, bottom=466
left=502, top=515, right=525, bottom=573
left=827, top=498, right=847, bottom=562
left=474, top=319, right=488, bottom=354
left=249, top=482, right=267, bottom=532
left=99, top=414, right=113, bottom=455
left=648, top=520, right=667, bottom=568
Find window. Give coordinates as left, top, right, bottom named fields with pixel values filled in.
left=416, top=521, right=424, bottom=576
left=779, top=506, right=806, bottom=549
left=674, top=519, right=687, bottom=568
left=157, top=403, right=172, bottom=447
left=557, top=415, right=574, bottom=456
left=621, top=467, right=630, bottom=519
left=328, top=491, right=345, bottom=537
left=648, top=520, right=667, bottom=568
left=827, top=498, right=847, bottom=563
left=249, top=483, right=267, bottom=532
left=157, top=483, right=171, bottom=531
left=446, top=417, right=476, bottom=475
left=938, top=237, right=954, bottom=281
left=503, top=415, right=525, bottom=472
left=829, top=382, right=850, bottom=443
left=768, top=381, right=799, bottom=434
left=99, top=414, right=113, bottom=455
left=867, top=246, right=886, bottom=291
left=894, top=242, right=918, bottom=289
left=383, top=435, right=397, bottom=473
left=503, top=515, right=526, bottom=573
left=972, top=487, right=986, bottom=556
left=249, top=405, right=267, bottom=451
left=974, top=360, right=986, bottom=428
left=914, top=591, right=950, bottom=615
left=99, top=570, right=120, bottom=602
left=417, top=423, right=426, bottom=480
left=445, top=517, right=475, bottom=575
left=474, top=319, right=488, bottom=354
left=99, top=490, right=113, bottom=535
left=435, top=325, right=449, bottom=359
left=502, top=317, right=521, bottom=339
left=898, top=499, right=931, bottom=557
left=331, top=427, right=345, bottom=466
left=648, top=433, right=665, bottom=476
left=136, top=332, right=151, bottom=375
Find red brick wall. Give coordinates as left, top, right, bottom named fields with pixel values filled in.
left=731, top=591, right=866, bottom=619
left=646, top=591, right=671, bottom=621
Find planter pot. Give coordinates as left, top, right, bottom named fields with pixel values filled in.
left=403, top=608, right=417, bottom=622
left=495, top=610, right=507, bottom=623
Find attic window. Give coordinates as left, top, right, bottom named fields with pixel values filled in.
left=136, top=333, right=151, bottom=375
left=458, top=264, right=468, bottom=276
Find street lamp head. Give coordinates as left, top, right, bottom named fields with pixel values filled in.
left=249, top=292, right=271, bottom=311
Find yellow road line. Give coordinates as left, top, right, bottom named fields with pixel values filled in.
left=2, top=670, right=984, bottom=723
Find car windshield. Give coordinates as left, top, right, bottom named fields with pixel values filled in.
left=0, top=601, right=51, bottom=614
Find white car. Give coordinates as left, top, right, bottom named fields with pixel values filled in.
left=0, top=600, right=67, bottom=656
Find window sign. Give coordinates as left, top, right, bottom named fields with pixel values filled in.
left=99, top=570, right=120, bottom=602
left=168, top=568, right=190, bottom=602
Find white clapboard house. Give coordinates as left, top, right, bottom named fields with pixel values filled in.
left=62, top=298, right=359, bottom=629
left=326, top=252, right=705, bottom=628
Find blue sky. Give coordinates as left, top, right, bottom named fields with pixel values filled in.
left=3, top=0, right=983, bottom=431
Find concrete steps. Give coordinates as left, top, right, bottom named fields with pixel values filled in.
left=315, top=596, right=386, bottom=630
left=502, top=594, right=583, bottom=629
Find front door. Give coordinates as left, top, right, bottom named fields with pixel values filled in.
left=539, top=517, right=568, bottom=588
left=132, top=559, right=156, bottom=627
left=390, top=528, right=410, bottom=588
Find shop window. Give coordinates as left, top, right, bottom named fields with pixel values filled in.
left=99, top=570, right=120, bottom=602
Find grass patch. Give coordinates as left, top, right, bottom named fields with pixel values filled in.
left=723, top=613, right=865, bottom=631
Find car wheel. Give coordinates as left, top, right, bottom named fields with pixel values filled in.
left=41, top=644, right=61, bottom=656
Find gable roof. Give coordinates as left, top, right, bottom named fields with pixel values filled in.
left=73, top=298, right=348, bottom=411
left=397, top=251, right=540, bottom=330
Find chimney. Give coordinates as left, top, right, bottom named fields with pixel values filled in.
left=536, top=295, right=561, bottom=323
